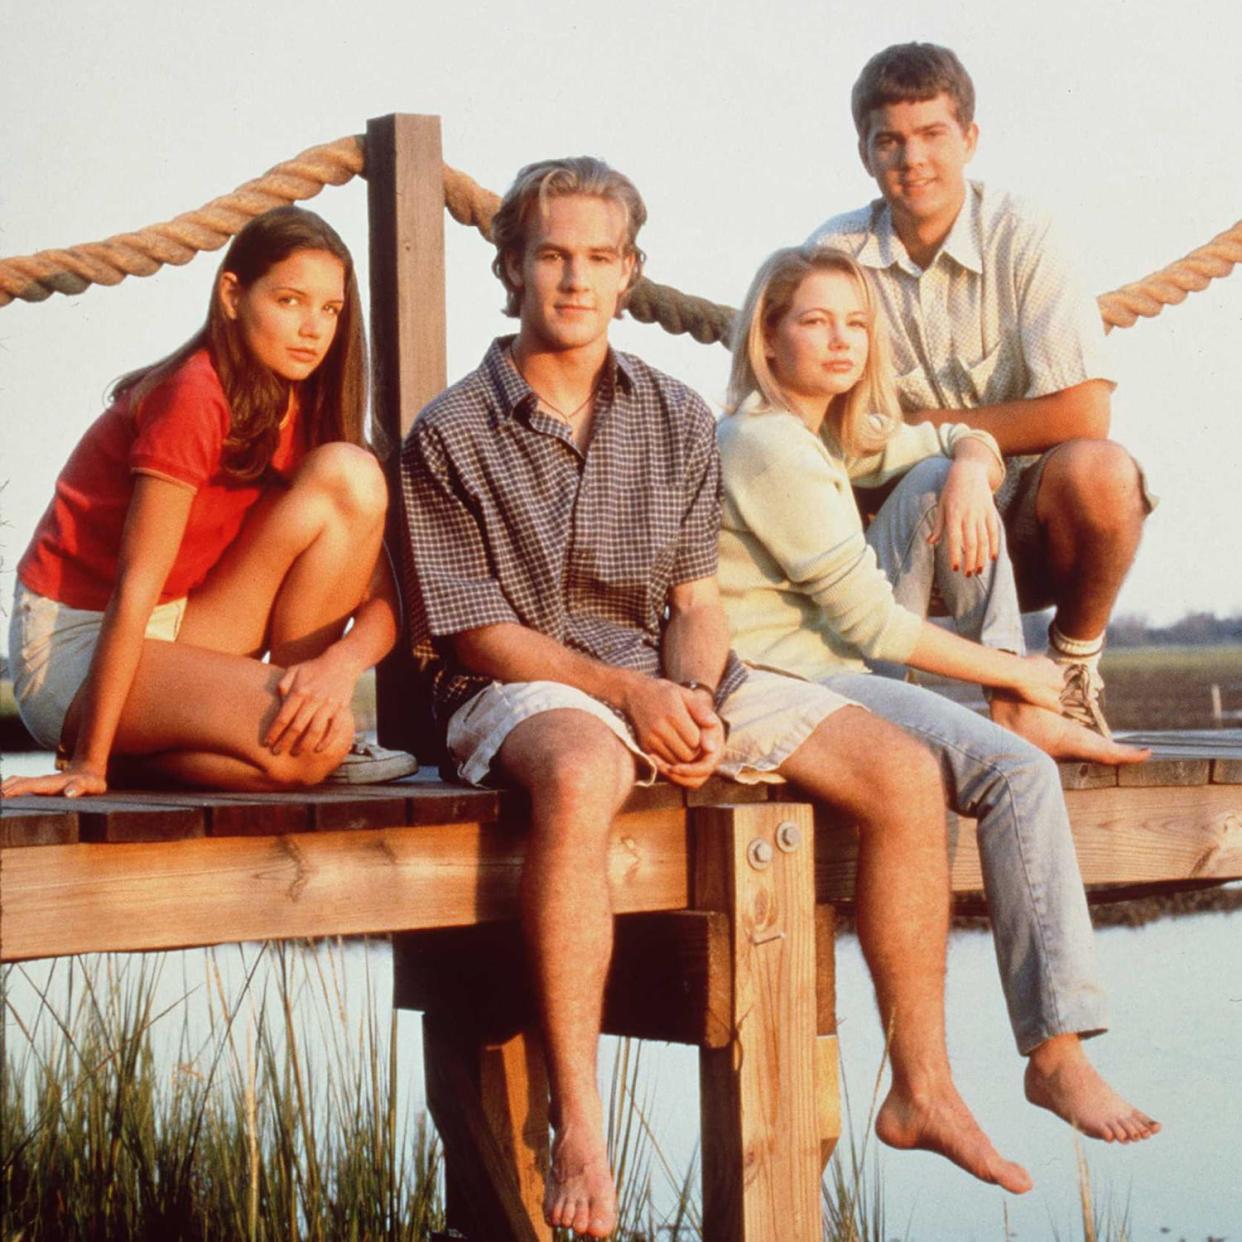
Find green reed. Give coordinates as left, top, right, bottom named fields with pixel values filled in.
left=3, top=945, right=1135, bottom=1242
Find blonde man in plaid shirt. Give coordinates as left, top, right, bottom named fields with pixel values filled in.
left=402, top=158, right=1037, bottom=1235
left=810, top=43, right=1154, bottom=742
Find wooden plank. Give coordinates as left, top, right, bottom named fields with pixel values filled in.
left=0, top=805, right=78, bottom=847
left=310, top=793, right=410, bottom=832
left=367, top=112, right=448, bottom=760
left=1213, top=757, right=1242, bottom=784
left=1119, top=728, right=1242, bottom=756
left=1058, top=761, right=1118, bottom=791
left=815, top=1035, right=841, bottom=1171
left=1118, top=758, right=1212, bottom=787
left=815, top=783, right=1242, bottom=900
left=816, top=904, right=837, bottom=1037
left=0, top=807, right=690, bottom=962
left=1061, top=784, right=1242, bottom=883
left=696, top=803, right=820, bottom=1242
left=396, top=902, right=838, bottom=1050
left=424, top=1015, right=551, bottom=1242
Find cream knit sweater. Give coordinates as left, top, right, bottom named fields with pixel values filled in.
left=717, top=403, right=1001, bottom=680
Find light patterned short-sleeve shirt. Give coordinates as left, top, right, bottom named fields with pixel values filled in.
left=807, top=181, right=1115, bottom=506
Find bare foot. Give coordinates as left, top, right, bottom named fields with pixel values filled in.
left=990, top=696, right=1150, bottom=766
left=1025, top=1035, right=1160, bottom=1143
left=876, top=1084, right=1033, bottom=1194
left=544, top=1119, right=617, bottom=1239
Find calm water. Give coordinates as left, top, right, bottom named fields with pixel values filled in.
left=4, top=749, right=1240, bottom=1238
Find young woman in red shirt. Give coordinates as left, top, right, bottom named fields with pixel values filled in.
left=3, top=206, right=405, bottom=799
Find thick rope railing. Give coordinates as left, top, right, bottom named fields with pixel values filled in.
left=2, top=134, right=1239, bottom=346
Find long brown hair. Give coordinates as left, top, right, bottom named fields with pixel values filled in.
left=112, top=206, right=367, bottom=481
left=725, top=244, right=901, bottom=460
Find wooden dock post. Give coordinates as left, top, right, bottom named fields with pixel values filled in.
left=695, top=802, right=822, bottom=1242
left=365, top=112, right=447, bottom=757
left=424, top=1016, right=551, bottom=1242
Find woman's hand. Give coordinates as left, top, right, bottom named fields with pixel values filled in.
left=1002, top=654, right=1065, bottom=713
left=265, top=647, right=360, bottom=757
left=927, top=458, right=1000, bottom=577
left=1, top=759, right=108, bottom=800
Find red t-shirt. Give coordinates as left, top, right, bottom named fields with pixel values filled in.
left=19, top=349, right=306, bottom=611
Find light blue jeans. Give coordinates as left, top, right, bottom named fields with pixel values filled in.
left=866, top=456, right=1027, bottom=668
left=835, top=457, right=1108, bottom=1053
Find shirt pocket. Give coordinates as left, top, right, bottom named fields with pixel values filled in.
left=955, top=341, right=1023, bottom=407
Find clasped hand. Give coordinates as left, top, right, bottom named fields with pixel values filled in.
left=623, top=677, right=725, bottom=789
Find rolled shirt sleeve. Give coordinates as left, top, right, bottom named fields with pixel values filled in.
left=400, top=420, right=520, bottom=645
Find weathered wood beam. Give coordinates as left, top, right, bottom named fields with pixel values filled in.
left=696, top=802, right=821, bottom=1242
left=814, top=783, right=1242, bottom=902
left=366, top=112, right=448, bottom=757
left=0, top=807, right=689, bottom=962
left=424, top=1016, right=551, bottom=1242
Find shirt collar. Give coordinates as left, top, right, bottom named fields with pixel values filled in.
left=482, top=335, right=635, bottom=420
left=855, top=182, right=983, bottom=277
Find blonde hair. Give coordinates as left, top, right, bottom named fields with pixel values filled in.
left=726, top=245, right=901, bottom=459
left=490, top=156, right=647, bottom=317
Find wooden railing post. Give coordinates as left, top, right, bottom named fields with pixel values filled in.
left=695, top=802, right=822, bottom=1242
left=365, top=113, right=447, bottom=757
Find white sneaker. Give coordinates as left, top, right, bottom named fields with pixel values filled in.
left=1058, top=661, right=1113, bottom=739
left=325, top=739, right=419, bottom=785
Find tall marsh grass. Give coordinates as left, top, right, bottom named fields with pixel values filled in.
left=3, top=943, right=1131, bottom=1242
left=3, top=944, right=442, bottom=1241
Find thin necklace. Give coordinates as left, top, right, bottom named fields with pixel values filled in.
left=510, top=344, right=600, bottom=421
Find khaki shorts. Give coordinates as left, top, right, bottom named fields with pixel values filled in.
left=8, top=581, right=186, bottom=749
left=445, top=667, right=860, bottom=788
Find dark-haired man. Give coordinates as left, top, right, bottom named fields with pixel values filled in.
left=402, top=156, right=1043, bottom=1235
left=810, top=42, right=1155, bottom=745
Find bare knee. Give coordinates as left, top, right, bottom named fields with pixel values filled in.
left=786, top=708, right=944, bottom=827
left=254, top=727, right=353, bottom=789
left=861, top=727, right=944, bottom=828
left=500, top=712, right=634, bottom=835
left=296, top=442, right=387, bottom=525
left=1040, top=441, right=1145, bottom=535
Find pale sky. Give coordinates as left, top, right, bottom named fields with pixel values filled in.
left=3, top=0, right=1241, bottom=625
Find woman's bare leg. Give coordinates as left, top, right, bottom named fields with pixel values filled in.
left=177, top=442, right=387, bottom=663
left=60, top=443, right=386, bottom=789
left=60, top=639, right=353, bottom=789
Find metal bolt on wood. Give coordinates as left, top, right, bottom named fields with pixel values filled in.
left=747, top=837, right=774, bottom=870
left=776, top=821, right=802, bottom=853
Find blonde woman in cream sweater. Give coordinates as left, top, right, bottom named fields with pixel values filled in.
left=717, top=244, right=1157, bottom=1146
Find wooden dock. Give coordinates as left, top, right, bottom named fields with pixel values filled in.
left=3, top=733, right=1240, bottom=1241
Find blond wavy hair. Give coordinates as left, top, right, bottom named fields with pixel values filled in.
left=726, top=245, right=901, bottom=459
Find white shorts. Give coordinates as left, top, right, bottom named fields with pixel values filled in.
left=445, top=667, right=860, bottom=788
left=8, top=581, right=186, bottom=749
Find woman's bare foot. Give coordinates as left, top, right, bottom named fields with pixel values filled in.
left=1025, top=1034, right=1160, bottom=1142
left=544, top=1116, right=618, bottom=1239
left=876, top=1084, right=1033, bottom=1194
left=990, top=695, right=1150, bottom=766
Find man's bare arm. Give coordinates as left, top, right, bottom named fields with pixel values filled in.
left=909, top=379, right=1111, bottom=455
left=652, top=577, right=731, bottom=788
left=662, top=576, right=731, bottom=693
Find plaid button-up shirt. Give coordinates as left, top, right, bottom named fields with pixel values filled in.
left=400, top=336, right=745, bottom=722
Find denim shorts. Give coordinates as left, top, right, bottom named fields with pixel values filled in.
left=8, top=581, right=186, bottom=749
left=444, top=667, right=859, bottom=788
